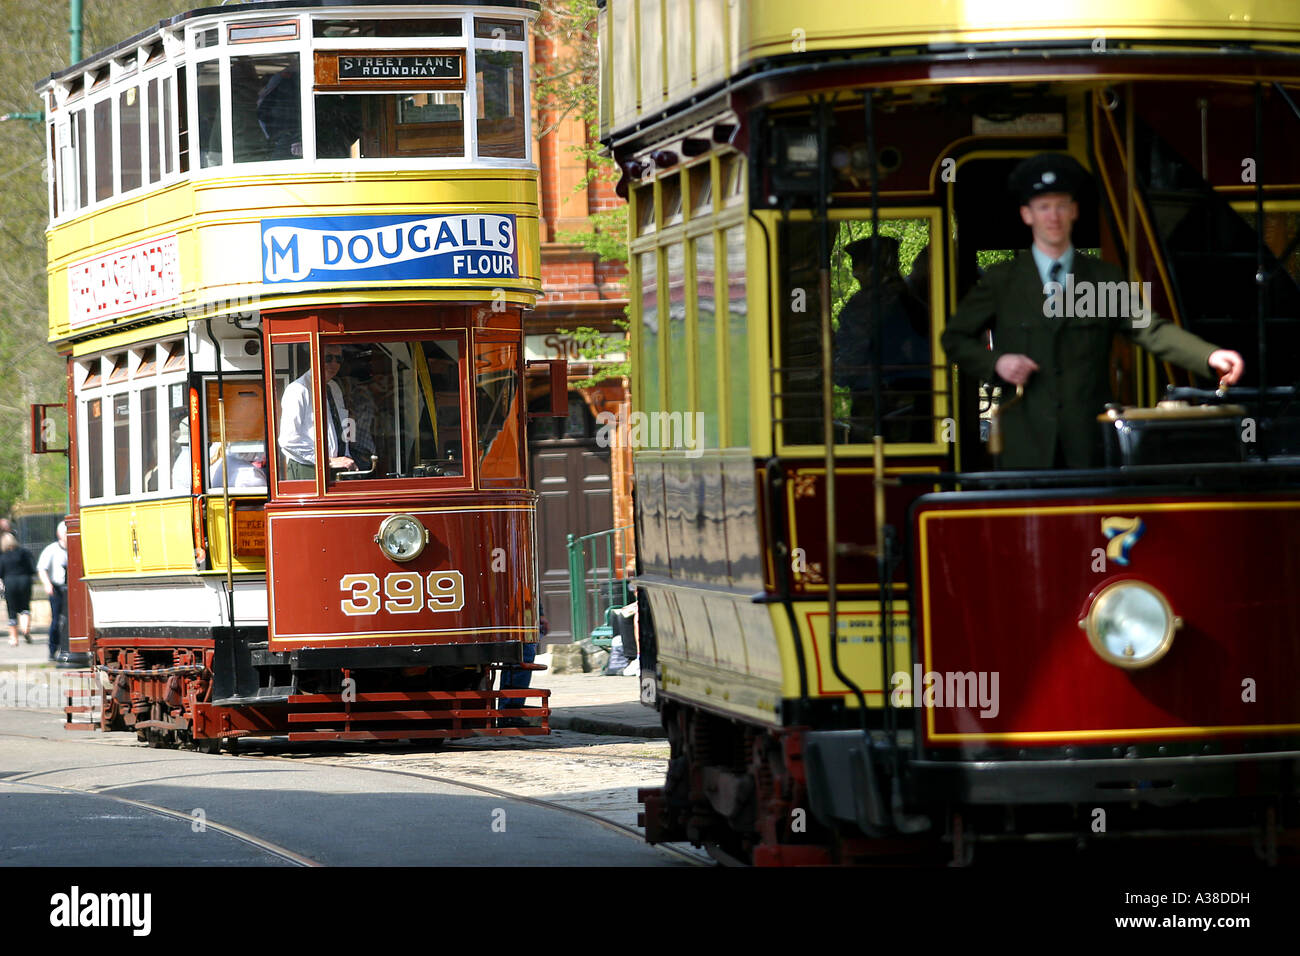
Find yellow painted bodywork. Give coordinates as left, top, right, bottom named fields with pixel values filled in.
left=601, top=0, right=1300, bottom=137
left=655, top=598, right=910, bottom=721
left=79, top=498, right=196, bottom=577
left=47, top=169, right=542, bottom=348
left=205, top=496, right=268, bottom=575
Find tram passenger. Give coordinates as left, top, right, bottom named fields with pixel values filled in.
left=278, top=346, right=355, bottom=479
left=208, top=445, right=269, bottom=489
left=258, top=64, right=301, bottom=159
left=171, top=412, right=192, bottom=492
left=940, top=152, right=1246, bottom=469
left=833, top=235, right=932, bottom=443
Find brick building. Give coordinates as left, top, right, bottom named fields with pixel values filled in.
left=528, top=25, right=631, bottom=644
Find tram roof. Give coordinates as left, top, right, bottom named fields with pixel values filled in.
left=598, top=0, right=1300, bottom=143
left=38, top=0, right=540, bottom=91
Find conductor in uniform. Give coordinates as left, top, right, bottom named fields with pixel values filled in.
left=940, top=152, right=1245, bottom=469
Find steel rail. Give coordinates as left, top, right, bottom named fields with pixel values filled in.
left=0, top=774, right=320, bottom=867
left=232, top=748, right=711, bottom=867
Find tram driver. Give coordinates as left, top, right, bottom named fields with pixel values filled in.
left=940, top=152, right=1246, bottom=469
left=278, top=345, right=355, bottom=479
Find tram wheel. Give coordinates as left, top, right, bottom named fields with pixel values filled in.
left=193, top=737, right=222, bottom=755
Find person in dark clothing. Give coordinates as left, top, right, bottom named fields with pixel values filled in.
left=940, top=152, right=1245, bottom=469
left=1, top=532, right=37, bottom=646
left=834, top=235, right=933, bottom=443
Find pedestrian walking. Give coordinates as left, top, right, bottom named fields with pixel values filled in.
left=37, top=522, right=69, bottom=661
left=0, top=532, right=37, bottom=646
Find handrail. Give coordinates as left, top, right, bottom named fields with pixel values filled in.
left=566, top=525, right=634, bottom=647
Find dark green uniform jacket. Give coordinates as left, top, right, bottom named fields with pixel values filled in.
left=940, top=250, right=1219, bottom=469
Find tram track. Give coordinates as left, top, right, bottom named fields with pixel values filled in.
left=0, top=775, right=320, bottom=867
left=233, top=746, right=711, bottom=866
left=0, top=724, right=709, bottom=866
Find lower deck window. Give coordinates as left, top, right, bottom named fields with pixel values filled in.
left=315, top=92, right=465, bottom=159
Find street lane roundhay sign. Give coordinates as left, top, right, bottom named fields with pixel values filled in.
left=339, top=54, right=462, bottom=81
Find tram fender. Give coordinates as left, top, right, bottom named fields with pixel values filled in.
left=804, top=731, right=890, bottom=837
left=212, top=626, right=261, bottom=700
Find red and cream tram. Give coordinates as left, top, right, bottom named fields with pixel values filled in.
left=36, top=1, right=557, bottom=748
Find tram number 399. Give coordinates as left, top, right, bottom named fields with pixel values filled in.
left=339, top=571, right=466, bottom=615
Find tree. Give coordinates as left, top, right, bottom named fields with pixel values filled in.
left=532, top=0, right=629, bottom=381
left=0, top=2, right=195, bottom=515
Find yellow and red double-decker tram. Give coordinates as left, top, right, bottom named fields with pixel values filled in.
left=38, top=0, right=557, bottom=748
left=601, top=0, right=1300, bottom=863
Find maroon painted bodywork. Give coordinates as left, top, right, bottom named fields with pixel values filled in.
left=912, top=492, right=1300, bottom=746
left=265, top=491, right=536, bottom=648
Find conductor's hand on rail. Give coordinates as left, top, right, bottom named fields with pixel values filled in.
left=329, top=456, right=356, bottom=470
left=1208, top=349, right=1245, bottom=388
left=994, top=353, right=1040, bottom=386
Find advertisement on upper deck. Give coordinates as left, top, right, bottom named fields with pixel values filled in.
left=66, top=234, right=181, bottom=329
left=261, top=214, right=518, bottom=284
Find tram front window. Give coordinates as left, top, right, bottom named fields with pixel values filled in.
left=328, top=339, right=465, bottom=484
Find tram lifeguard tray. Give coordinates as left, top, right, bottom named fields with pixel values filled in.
left=1098, top=402, right=1248, bottom=467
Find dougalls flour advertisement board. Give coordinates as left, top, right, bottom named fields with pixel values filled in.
left=261, top=214, right=518, bottom=284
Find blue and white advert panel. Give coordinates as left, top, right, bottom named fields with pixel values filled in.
left=261, top=214, right=518, bottom=284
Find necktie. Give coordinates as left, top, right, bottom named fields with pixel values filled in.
left=1048, top=260, right=1063, bottom=285
left=324, top=385, right=350, bottom=459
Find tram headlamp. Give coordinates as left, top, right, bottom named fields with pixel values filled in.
left=1079, top=581, right=1182, bottom=669
left=375, top=514, right=428, bottom=563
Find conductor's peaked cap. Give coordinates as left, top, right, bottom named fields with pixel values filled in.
left=1008, top=152, right=1090, bottom=204
left=844, top=235, right=900, bottom=266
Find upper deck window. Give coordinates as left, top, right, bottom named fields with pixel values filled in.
left=476, top=50, right=526, bottom=158
left=119, top=86, right=142, bottom=193
left=231, top=54, right=302, bottom=161
left=197, top=61, right=223, bottom=168
left=92, top=99, right=112, bottom=201
left=230, top=20, right=299, bottom=44
left=474, top=19, right=525, bottom=42
left=314, top=19, right=462, bottom=38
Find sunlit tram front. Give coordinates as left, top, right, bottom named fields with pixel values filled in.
left=601, top=0, right=1300, bottom=863
left=38, top=1, right=554, bottom=748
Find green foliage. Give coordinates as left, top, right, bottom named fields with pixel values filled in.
left=535, top=1, right=629, bottom=384
left=0, top=1, right=182, bottom=515
left=829, top=218, right=931, bottom=322
left=535, top=0, right=625, bottom=264
left=976, top=248, right=1017, bottom=271
left=554, top=313, right=631, bottom=386
left=558, top=205, right=628, bottom=264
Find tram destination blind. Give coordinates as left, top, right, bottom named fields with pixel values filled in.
left=339, top=54, right=462, bottom=81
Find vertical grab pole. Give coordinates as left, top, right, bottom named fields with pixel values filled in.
left=205, top=319, right=236, bottom=636
left=817, top=97, right=867, bottom=726
left=1253, top=83, right=1269, bottom=458
left=865, top=90, right=894, bottom=741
